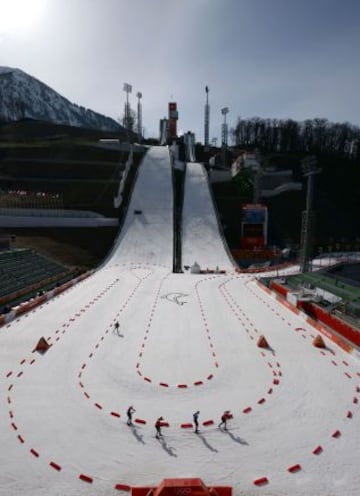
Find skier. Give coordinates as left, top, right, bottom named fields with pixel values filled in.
left=126, top=405, right=135, bottom=426
left=155, top=416, right=164, bottom=439
left=114, top=321, right=120, bottom=335
left=193, top=411, right=200, bottom=434
left=218, top=410, right=231, bottom=431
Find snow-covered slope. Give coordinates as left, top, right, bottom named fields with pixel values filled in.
left=182, top=162, right=234, bottom=270
left=109, top=146, right=174, bottom=267
left=0, top=67, right=120, bottom=131
left=0, top=147, right=359, bottom=496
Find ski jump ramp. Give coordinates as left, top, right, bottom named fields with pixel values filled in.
left=110, top=146, right=174, bottom=267
left=182, top=162, right=234, bottom=271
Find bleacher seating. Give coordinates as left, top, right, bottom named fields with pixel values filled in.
left=0, top=249, right=69, bottom=299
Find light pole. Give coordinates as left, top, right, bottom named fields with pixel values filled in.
left=204, top=86, right=210, bottom=149
left=123, top=83, right=132, bottom=137
left=221, top=107, right=229, bottom=168
left=136, top=91, right=142, bottom=142
left=299, top=155, right=321, bottom=273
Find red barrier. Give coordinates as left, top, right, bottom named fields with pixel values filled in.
left=135, top=418, right=146, bottom=425
left=299, top=301, right=359, bottom=349
left=49, top=461, right=61, bottom=471
left=181, top=423, right=193, bottom=429
left=194, top=381, right=203, bottom=386
left=312, top=445, right=323, bottom=455
left=115, top=484, right=131, bottom=491
left=332, top=430, right=341, bottom=438
left=160, top=382, right=169, bottom=387
left=253, top=477, right=268, bottom=486
left=17, top=434, right=24, bottom=443
left=202, top=420, right=214, bottom=426
left=288, top=464, right=301, bottom=473
left=111, top=412, right=121, bottom=418
left=347, top=411, right=353, bottom=418
left=243, top=407, right=252, bottom=414
left=207, top=374, right=214, bottom=380
left=30, top=448, right=39, bottom=457
left=14, top=295, right=48, bottom=316
left=79, top=474, right=93, bottom=483
left=270, top=281, right=288, bottom=298
left=258, top=398, right=266, bottom=404
left=177, top=384, right=188, bottom=388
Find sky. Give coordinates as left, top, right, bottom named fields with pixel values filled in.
left=1, top=146, right=360, bottom=496
left=1, top=0, right=360, bottom=142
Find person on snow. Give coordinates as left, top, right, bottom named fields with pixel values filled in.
left=127, top=405, right=135, bottom=426
left=114, top=321, right=120, bottom=335
left=193, top=411, right=200, bottom=434
left=155, top=416, right=164, bottom=439
left=218, top=410, right=231, bottom=431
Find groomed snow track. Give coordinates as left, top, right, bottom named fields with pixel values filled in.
left=1, top=146, right=360, bottom=496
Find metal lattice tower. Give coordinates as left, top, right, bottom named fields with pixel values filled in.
left=221, top=107, right=229, bottom=147
left=204, top=86, right=210, bottom=147
left=299, top=155, right=321, bottom=273
left=123, top=83, right=132, bottom=134
left=136, top=92, right=142, bottom=142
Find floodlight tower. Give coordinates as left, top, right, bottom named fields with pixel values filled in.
left=299, top=155, right=321, bottom=273
left=123, top=82, right=132, bottom=134
left=136, top=91, right=142, bottom=142
left=221, top=107, right=229, bottom=167
left=204, top=86, right=210, bottom=148
left=221, top=107, right=229, bottom=146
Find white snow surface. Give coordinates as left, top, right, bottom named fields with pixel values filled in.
left=1, top=147, right=360, bottom=496
left=182, top=163, right=235, bottom=271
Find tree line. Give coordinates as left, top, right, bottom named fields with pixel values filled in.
left=232, top=117, right=359, bottom=157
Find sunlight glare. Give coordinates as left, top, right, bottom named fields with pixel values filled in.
left=0, top=0, right=46, bottom=35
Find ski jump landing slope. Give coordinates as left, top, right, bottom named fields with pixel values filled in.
left=182, top=162, right=234, bottom=271
left=0, top=146, right=360, bottom=496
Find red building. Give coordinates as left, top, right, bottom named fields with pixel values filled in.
left=168, top=102, right=178, bottom=139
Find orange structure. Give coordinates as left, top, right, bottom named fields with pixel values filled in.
left=34, top=336, right=51, bottom=353
left=313, top=334, right=326, bottom=348
left=132, top=478, right=232, bottom=496
left=168, top=102, right=178, bottom=139
left=257, top=335, right=269, bottom=348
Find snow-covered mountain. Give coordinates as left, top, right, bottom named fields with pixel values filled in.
left=0, top=67, right=121, bottom=132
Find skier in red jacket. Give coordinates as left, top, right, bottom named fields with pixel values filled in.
left=218, top=410, right=231, bottom=431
